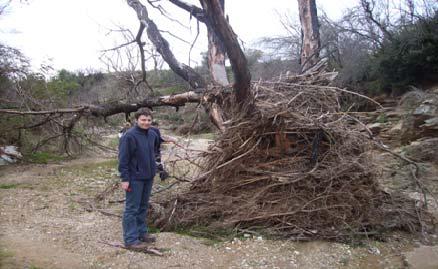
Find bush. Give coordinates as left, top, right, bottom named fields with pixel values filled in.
left=369, top=14, right=438, bottom=95
left=26, top=151, right=65, bottom=164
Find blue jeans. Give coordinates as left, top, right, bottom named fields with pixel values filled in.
left=122, top=179, right=154, bottom=245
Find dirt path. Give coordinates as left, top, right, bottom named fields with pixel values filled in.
left=1, top=141, right=437, bottom=268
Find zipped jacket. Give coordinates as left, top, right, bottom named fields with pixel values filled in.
left=118, top=125, right=158, bottom=181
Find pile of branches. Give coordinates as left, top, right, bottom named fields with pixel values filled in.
left=155, top=71, right=435, bottom=241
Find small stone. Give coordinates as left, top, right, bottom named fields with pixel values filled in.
left=368, top=246, right=381, bottom=255
left=367, top=122, right=384, bottom=135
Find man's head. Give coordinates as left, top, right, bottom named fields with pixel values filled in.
left=134, top=108, right=153, bottom=130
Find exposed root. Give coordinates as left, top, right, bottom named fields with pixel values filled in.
left=155, top=71, right=435, bottom=241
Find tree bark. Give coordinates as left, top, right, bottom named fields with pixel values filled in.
left=298, top=0, right=320, bottom=72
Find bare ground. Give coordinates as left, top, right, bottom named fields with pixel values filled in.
left=1, top=137, right=438, bottom=269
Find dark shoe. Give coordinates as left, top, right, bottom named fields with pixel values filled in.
left=139, top=234, right=156, bottom=243
left=125, top=241, right=149, bottom=250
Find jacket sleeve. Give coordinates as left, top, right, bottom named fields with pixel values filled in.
left=118, top=134, right=135, bottom=182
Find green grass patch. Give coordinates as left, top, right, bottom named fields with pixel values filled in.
left=188, top=132, right=216, bottom=140
left=0, top=183, right=19, bottom=189
left=376, top=114, right=388, bottom=124
left=0, top=248, right=13, bottom=259
left=106, top=137, right=120, bottom=148
left=29, top=265, right=43, bottom=269
left=60, top=159, right=118, bottom=177
left=157, top=86, right=185, bottom=95
left=148, top=224, right=161, bottom=234
left=26, top=152, right=65, bottom=164
left=0, top=248, right=14, bottom=268
left=173, top=226, right=240, bottom=246
left=0, top=182, right=36, bottom=191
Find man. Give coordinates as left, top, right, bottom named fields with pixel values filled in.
left=118, top=108, right=159, bottom=249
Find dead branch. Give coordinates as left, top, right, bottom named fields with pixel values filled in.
left=127, top=0, right=206, bottom=90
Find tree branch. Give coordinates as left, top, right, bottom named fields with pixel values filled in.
left=127, top=0, right=206, bottom=89
left=134, top=22, right=153, bottom=91
left=169, top=0, right=206, bottom=23
left=360, top=0, right=394, bottom=41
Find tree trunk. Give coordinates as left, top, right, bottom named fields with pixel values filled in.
left=0, top=91, right=202, bottom=117
left=298, top=0, right=320, bottom=72
left=200, top=0, right=251, bottom=106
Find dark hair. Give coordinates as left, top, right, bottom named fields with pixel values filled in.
left=134, top=108, right=153, bottom=120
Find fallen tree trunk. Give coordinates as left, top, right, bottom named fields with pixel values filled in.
left=0, top=91, right=202, bottom=117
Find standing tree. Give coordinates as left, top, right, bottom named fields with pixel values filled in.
left=297, top=0, right=321, bottom=72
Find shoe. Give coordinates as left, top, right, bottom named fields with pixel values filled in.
left=125, top=241, right=149, bottom=250
left=139, top=234, right=157, bottom=243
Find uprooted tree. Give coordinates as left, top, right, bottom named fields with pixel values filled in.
left=1, top=0, right=435, bottom=240
left=124, top=0, right=434, bottom=240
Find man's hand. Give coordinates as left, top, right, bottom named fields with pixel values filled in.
left=162, top=135, right=177, bottom=144
left=121, top=181, right=130, bottom=191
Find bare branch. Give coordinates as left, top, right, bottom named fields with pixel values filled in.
left=169, top=0, right=206, bottom=23
left=134, top=23, right=153, bottom=91
left=100, top=40, right=137, bottom=53
left=188, top=19, right=200, bottom=66
left=360, top=0, right=394, bottom=41
left=127, top=0, right=206, bottom=89
left=146, top=0, right=190, bottom=30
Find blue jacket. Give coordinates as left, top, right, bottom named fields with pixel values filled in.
left=118, top=125, right=159, bottom=181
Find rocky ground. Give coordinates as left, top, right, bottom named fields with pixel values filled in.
left=1, top=88, right=438, bottom=269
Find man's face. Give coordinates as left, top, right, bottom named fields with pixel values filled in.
left=137, top=115, right=152, bottom=129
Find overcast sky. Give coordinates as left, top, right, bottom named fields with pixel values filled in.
left=0, top=0, right=354, bottom=74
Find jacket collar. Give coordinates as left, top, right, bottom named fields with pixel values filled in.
left=134, top=124, right=149, bottom=135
